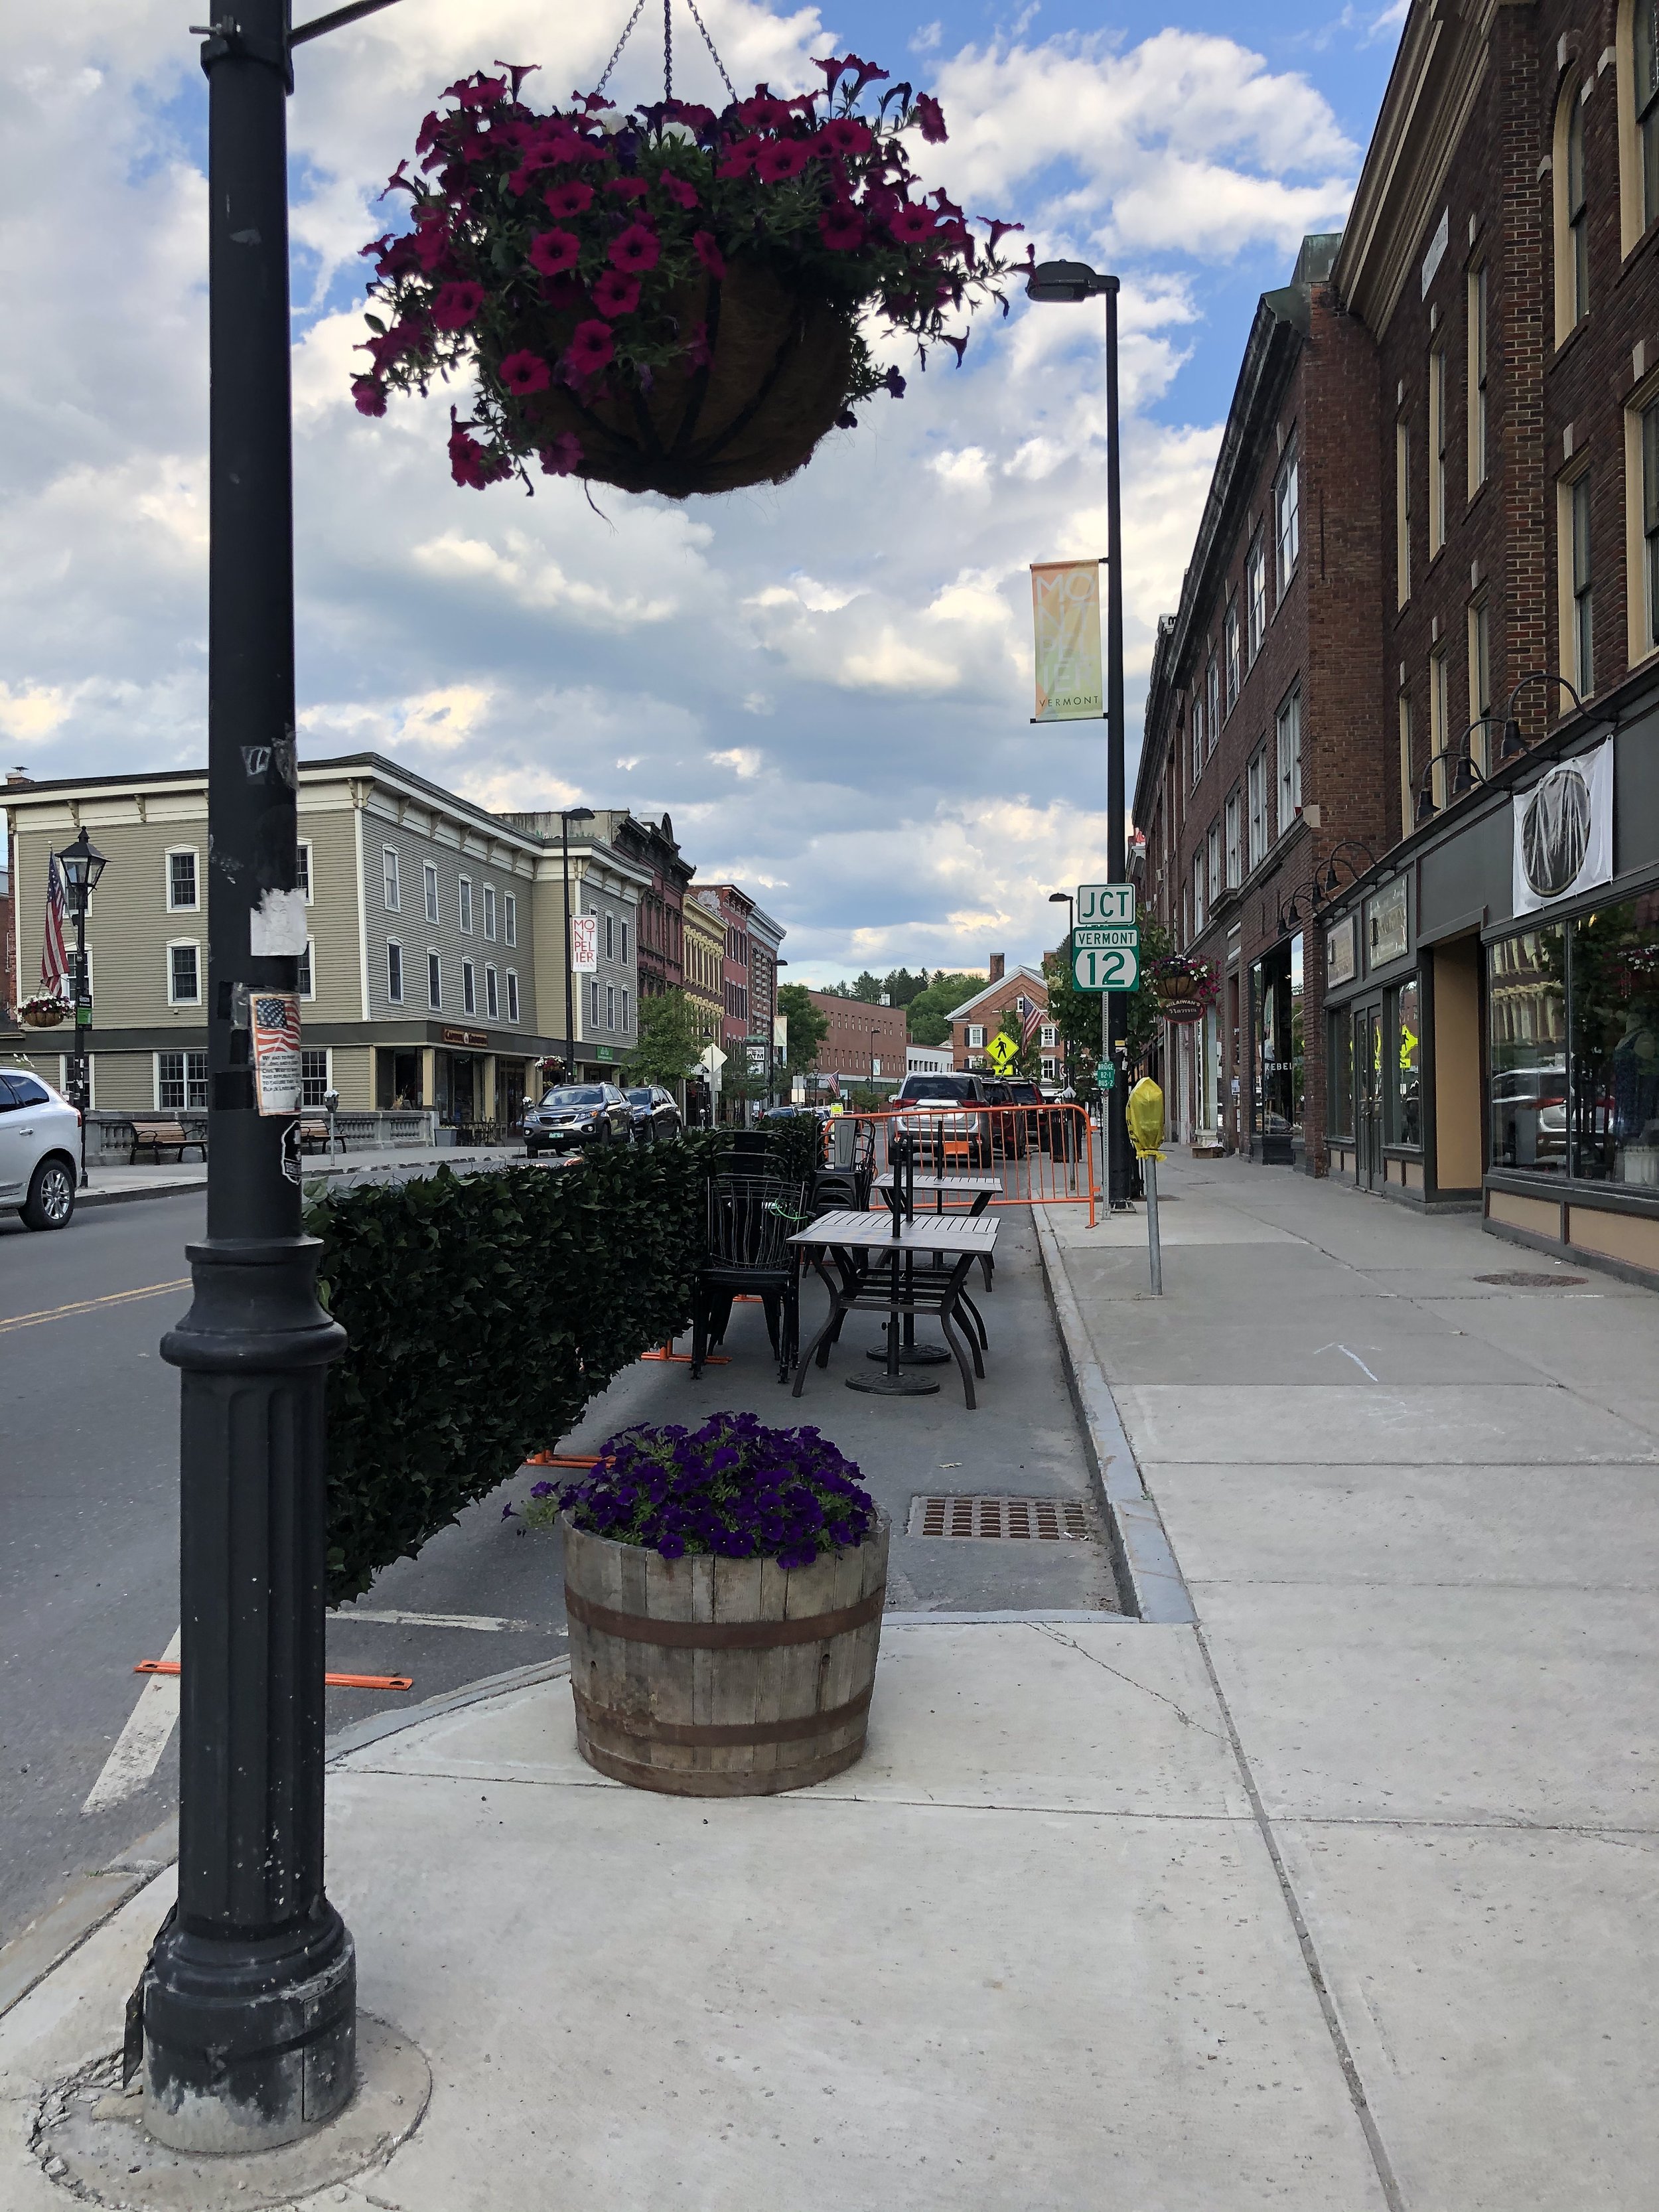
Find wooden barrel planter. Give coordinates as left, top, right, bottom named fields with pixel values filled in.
left=562, top=1514, right=889, bottom=1797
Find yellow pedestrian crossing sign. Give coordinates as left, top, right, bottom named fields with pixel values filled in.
left=985, top=1033, right=1019, bottom=1073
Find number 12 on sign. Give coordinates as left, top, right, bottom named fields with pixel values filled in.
left=1072, top=942, right=1139, bottom=992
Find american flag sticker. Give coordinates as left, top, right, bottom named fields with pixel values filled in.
left=252, top=992, right=303, bottom=1117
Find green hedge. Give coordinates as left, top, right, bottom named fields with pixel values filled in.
left=307, top=1125, right=818, bottom=1604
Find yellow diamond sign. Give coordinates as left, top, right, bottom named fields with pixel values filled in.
left=985, top=1033, right=1019, bottom=1073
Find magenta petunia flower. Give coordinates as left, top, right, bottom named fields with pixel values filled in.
left=912, top=94, right=948, bottom=144
left=755, top=138, right=811, bottom=184
left=564, top=319, right=614, bottom=376
left=818, top=116, right=873, bottom=159
left=592, top=267, right=641, bottom=317
left=539, top=431, right=583, bottom=477
left=691, top=230, right=726, bottom=279
left=609, top=221, right=660, bottom=273
left=498, top=348, right=551, bottom=396
left=658, top=172, right=699, bottom=210
left=888, top=204, right=937, bottom=244
left=543, top=179, right=593, bottom=217
left=528, top=227, right=581, bottom=277
left=352, top=376, right=388, bottom=416
left=607, top=175, right=650, bottom=199
left=818, top=208, right=865, bottom=252
left=447, top=422, right=496, bottom=486
left=430, top=279, right=485, bottom=329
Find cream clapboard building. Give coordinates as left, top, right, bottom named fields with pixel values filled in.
left=2, top=757, right=643, bottom=1124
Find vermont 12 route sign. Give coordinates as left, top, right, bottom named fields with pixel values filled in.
left=1072, top=925, right=1139, bottom=992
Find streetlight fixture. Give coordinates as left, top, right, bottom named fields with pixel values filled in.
left=1027, top=258, right=1130, bottom=1207
left=55, top=826, right=106, bottom=1187
left=558, top=806, right=595, bottom=1084
left=1498, top=671, right=1585, bottom=763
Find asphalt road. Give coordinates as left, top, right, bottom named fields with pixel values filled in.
left=1, top=1181, right=1115, bottom=1954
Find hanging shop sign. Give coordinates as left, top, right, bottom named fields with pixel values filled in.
left=1326, top=915, right=1356, bottom=987
left=1513, top=737, right=1614, bottom=915
left=1365, top=878, right=1408, bottom=969
left=1031, top=561, right=1104, bottom=721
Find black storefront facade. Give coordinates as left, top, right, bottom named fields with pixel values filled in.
left=1319, top=669, right=1659, bottom=1286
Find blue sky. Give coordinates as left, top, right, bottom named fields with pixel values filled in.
left=1, top=0, right=1406, bottom=984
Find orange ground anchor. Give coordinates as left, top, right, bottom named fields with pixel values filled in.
left=135, top=1660, right=411, bottom=1692
left=524, top=1451, right=599, bottom=1468
left=640, top=1339, right=727, bottom=1364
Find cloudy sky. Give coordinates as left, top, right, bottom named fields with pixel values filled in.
left=1, top=0, right=1404, bottom=983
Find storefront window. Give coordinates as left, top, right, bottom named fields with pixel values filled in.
left=1567, top=896, right=1659, bottom=1185
left=1251, top=940, right=1305, bottom=1157
left=1390, top=977, right=1421, bottom=1146
left=1488, top=928, right=1566, bottom=1172
left=1329, top=1011, right=1354, bottom=1137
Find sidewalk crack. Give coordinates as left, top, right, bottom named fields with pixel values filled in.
left=1026, top=1624, right=1230, bottom=1744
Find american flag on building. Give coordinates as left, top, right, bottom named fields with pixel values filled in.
left=1021, top=998, right=1045, bottom=1052
left=40, top=852, right=68, bottom=996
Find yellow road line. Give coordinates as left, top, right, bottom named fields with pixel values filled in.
left=0, top=1278, right=192, bottom=1335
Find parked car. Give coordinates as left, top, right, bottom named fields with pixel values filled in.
left=0, top=1067, right=80, bottom=1230
left=624, top=1085, right=682, bottom=1144
left=522, top=1083, right=632, bottom=1155
left=980, top=1078, right=1031, bottom=1159
left=890, top=1072, right=992, bottom=1169
left=1001, top=1077, right=1047, bottom=1149
left=1491, top=1065, right=1567, bottom=1167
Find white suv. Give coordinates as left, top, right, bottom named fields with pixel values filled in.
left=0, top=1068, right=80, bottom=1230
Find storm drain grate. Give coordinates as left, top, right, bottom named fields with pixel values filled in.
left=1473, top=1271, right=1588, bottom=1288
left=908, top=1495, right=1090, bottom=1541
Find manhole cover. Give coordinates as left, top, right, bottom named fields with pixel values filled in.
left=909, top=1495, right=1090, bottom=1540
left=1472, top=1271, right=1588, bottom=1288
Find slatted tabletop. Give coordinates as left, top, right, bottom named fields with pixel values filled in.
left=790, top=1209, right=999, bottom=1254
left=873, top=1173, right=1001, bottom=1195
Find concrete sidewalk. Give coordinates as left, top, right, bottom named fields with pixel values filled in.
left=3, top=1155, right=1654, bottom=2207
left=73, top=1142, right=524, bottom=1209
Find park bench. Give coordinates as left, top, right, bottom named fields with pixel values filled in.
left=128, top=1117, right=207, bottom=1165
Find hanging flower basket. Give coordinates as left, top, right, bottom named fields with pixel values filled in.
left=19, top=994, right=68, bottom=1029
left=1147, top=956, right=1218, bottom=1025
left=356, top=57, right=1028, bottom=500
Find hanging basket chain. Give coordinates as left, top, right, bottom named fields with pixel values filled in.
left=595, top=0, right=735, bottom=104
left=663, top=0, right=672, bottom=101
left=682, top=0, right=737, bottom=100
left=595, top=0, right=649, bottom=96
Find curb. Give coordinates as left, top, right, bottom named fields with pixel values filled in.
left=76, top=1180, right=205, bottom=1209
left=1031, top=1205, right=1195, bottom=1626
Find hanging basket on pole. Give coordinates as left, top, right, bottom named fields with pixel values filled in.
left=353, top=25, right=1029, bottom=500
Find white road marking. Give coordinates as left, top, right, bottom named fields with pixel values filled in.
left=82, top=1628, right=180, bottom=1815
left=1312, top=1343, right=1382, bottom=1382
left=334, top=1609, right=534, bottom=1633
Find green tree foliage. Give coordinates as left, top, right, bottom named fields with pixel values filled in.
left=777, top=982, right=828, bottom=1072
left=626, top=986, right=705, bottom=1086
left=903, top=970, right=985, bottom=1047
left=1041, top=913, right=1177, bottom=1078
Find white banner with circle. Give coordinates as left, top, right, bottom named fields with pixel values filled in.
left=1512, top=738, right=1613, bottom=914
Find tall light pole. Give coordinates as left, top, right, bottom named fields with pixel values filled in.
left=559, top=806, right=595, bottom=1082
left=56, top=826, right=106, bottom=1187
left=143, top=0, right=409, bottom=2156
left=1047, top=889, right=1073, bottom=1090
left=1027, top=259, right=1130, bottom=1207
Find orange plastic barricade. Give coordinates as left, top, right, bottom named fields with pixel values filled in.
left=135, top=1660, right=411, bottom=1692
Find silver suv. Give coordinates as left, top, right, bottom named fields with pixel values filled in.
left=890, top=1072, right=992, bottom=1169
left=0, top=1068, right=80, bottom=1230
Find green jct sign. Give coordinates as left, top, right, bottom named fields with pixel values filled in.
left=1072, top=924, right=1139, bottom=993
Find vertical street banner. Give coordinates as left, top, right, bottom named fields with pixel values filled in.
left=571, top=912, right=599, bottom=972
left=1031, top=559, right=1104, bottom=721
left=40, top=851, right=68, bottom=995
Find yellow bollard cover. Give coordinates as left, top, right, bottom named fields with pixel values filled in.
left=1126, top=1076, right=1165, bottom=1161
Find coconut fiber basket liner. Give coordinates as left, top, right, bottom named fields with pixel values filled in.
left=510, top=258, right=855, bottom=499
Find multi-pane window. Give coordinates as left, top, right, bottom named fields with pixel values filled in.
left=485, top=964, right=500, bottom=1019
left=463, top=959, right=476, bottom=1015
left=169, top=942, right=200, bottom=1003
left=423, top=861, right=439, bottom=924
left=1206, top=822, right=1221, bottom=906
left=301, top=1049, right=330, bottom=1108
left=1224, top=791, right=1242, bottom=888
left=295, top=842, right=311, bottom=897
left=1469, top=595, right=1493, bottom=770
left=1570, top=471, right=1595, bottom=693
left=1398, top=693, right=1415, bottom=843
left=459, top=877, right=473, bottom=934
left=621, top=986, right=630, bottom=1031
left=386, top=940, right=403, bottom=1003
left=1206, top=654, right=1220, bottom=751
left=1644, top=399, right=1659, bottom=652
left=606, top=983, right=616, bottom=1030
left=1190, top=696, right=1204, bottom=785
left=1567, top=94, right=1589, bottom=328
left=1396, top=421, right=1412, bottom=605
left=1246, top=532, right=1267, bottom=660
left=506, top=970, right=520, bottom=1023
left=604, top=912, right=616, bottom=962
left=1276, top=688, right=1302, bottom=824
left=1639, top=0, right=1659, bottom=232
left=427, top=950, right=442, bottom=1009
left=1275, top=444, right=1300, bottom=595
left=1429, top=647, right=1451, bottom=808
left=1468, top=265, right=1488, bottom=492
left=382, top=848, right=400, bottom=912
left=168, top=851, right=198, bottom=911
left=504, top=893, right=517, bottom=947
left=620, top=919, right=630, bottom=964
left=590, top=979, right=602, bottom=1025
left=157, top=1050, right=208, bottom=1112
left=1224, top=599, right=1241, bottom=710
left=1247, top=752, right=1269, bottom=871
left=483, top=885, right=497, bottom=941
left=1429, top=348, right=1449, bottom=557
left=297, top=938, right=314, bottom=999
left=1192, top=850, right=1206, bottom=936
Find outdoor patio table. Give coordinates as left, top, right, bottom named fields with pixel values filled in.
left=788, top=1209, right=999, bottom=1408
left=874, top=1169, right=999, bottom=1295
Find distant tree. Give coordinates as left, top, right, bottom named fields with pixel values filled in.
left=903, top=970, right=985, bottom=1047
left=1041, top=951, right=1100, bottom=1084
left=881, top=967, right=929, bottom=1007
left=776, top=983, right=828, bottom=1076
left=849, top=970, right=885, bottom=1003
left=626, top=988, right=705, bottom=1087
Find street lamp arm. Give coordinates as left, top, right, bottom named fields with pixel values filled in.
left=290, top=0, right=405, bottom=45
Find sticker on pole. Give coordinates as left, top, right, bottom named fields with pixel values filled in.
left=252, top=993, right=303, bottom=1117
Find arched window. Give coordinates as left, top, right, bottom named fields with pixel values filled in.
left=1619, top=0, right=1659, bottom=252
left=1553, top=76, right=1589, bottom=344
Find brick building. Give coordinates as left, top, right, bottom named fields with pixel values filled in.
left=947, top=957, right=1054, bottom=1074
left=806, top=990, right=908, bottom=1089
left=590, top=810, right=689, bottom=999
left=1139, top=0, right=1659, bottom=1283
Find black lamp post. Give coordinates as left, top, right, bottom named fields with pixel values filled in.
left=1027, top=259, right=1130, bottom=1207
left=140, top=0, right=411, bottom=2155
left=558, top=806, right=595, bottom=1083
left=55, top=826, right=106, bottom=1187
left=1047, top=890, right=1074, bottom=1088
